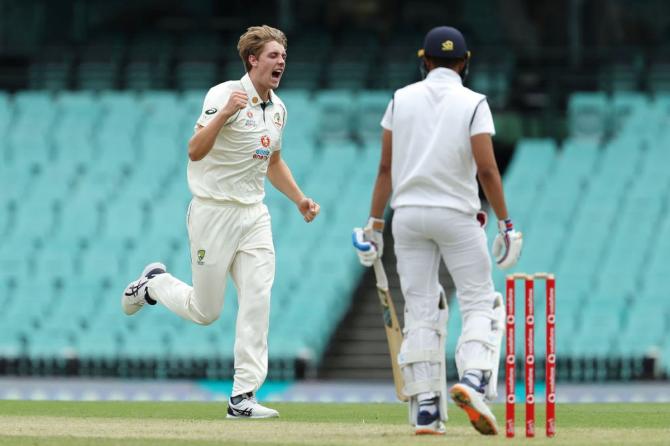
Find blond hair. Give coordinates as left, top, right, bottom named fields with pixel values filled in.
left=238, top=25, right=287, bottom=72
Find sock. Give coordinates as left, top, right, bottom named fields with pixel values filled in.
left=463, top=369, right=484, bottom=389
left=418, top=396, right=438, bottom=415
left=230, top=392, right=252, bottom=404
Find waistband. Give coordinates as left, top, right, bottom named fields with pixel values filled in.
left=192, top=196, right=263, bottom=208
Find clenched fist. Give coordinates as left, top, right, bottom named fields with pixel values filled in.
left=298, top=197, right=320, bottom=223
left=222, top=91, right=248, bottom=116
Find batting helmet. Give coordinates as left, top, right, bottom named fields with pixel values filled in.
left=417, top=26, right=470, bottom=60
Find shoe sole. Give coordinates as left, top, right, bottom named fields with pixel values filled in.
left=450, top=384, right=498, bottom=435
left=415, top=428, right=445, bottom=435
left=226, top=413, right=279, bottom=419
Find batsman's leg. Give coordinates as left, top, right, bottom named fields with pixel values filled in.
left=438, top=210, right=501, bottom=435
left=392, top=208, right=448, bottom=435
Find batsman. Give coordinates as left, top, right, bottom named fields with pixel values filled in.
left=353, top=26, right=522, bottom=435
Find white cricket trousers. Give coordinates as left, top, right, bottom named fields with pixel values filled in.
left=393, top=206, right=497, bottom=394
left=149, top=198, right=275, bottom=397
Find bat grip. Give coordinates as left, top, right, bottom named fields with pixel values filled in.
left=372, top=259, right=389, bottom=290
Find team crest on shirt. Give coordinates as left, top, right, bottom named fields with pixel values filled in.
left=272, top=112, right=283, bottom=129
left=260, top=135, right=271, bottom=147
left=197, top=249, right=206, bottom=265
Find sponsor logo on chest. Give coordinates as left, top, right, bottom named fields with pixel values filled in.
left=253, top=135, right=271, bottom=160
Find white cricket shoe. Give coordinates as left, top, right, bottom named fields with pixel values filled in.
left=121, top=262, right=166, bottom=315
left=415, top=412, right=445, bottom=435
left=227, top=393, right=279, bottom=419
left=450, top=382, right=499, bottom=435
left=414, top=396, right=445, bottom=435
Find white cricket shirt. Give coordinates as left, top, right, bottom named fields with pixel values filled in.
left=188, top=73, right=286, bottom=204
left=381, top=67, right=495, bottom=214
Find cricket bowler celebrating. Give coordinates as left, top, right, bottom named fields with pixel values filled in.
left=121, top=25, right=320, bottom=419
left=353, top=26, right=522, bottom=435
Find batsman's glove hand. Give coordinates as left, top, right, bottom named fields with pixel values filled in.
left=492, top=218, right=523, bottom=270
left=352, top=217, right=385, bottom=267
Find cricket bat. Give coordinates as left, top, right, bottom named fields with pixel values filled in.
left=372, top=259, right=408, bottom=402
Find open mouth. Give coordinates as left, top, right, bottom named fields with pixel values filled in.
left=271, top=69, right=283, bottom=81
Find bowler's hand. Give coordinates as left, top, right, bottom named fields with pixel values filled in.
left=221, top=91, right=248, bottom=116
left=298, top=197, right=320, bottom=223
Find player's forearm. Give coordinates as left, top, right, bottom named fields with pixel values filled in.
left=268, top=159, right=304, bottom=204
left=370, top=129, right=393, bottom=219
left=188, top=112, right=235, bottom=161
left=478, top=168, right=509, bottom=221
left=369, top=168, right=392, bottom=219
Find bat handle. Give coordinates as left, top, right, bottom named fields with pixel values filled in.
left=372, top=259, right=389, bottom=290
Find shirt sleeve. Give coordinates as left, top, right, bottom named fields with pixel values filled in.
left=278, top=105, right=287, bottom=151
left=380, top=98, right=394, bottom=131
left=469, top=98, right=496, bottom=136
left=195, top=87, right=232, bottom=129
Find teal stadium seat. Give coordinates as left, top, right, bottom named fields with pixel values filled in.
left=355, top=90, right=392, bottom=144
left=567, top=92, right=608, bottom=141
left=598, top=63, right=642, bottom=93
left=504, top=138, right=557, bottom=186
left=28, top=60, right=71, bottom=91
left=661, top=343, right=670, bottom=377
left=648, top=63, right=670, bottom=93
left=52, top=91, right=100, bottom=166
left=278, top=62, right=321, bottom=90
left=78, top=61, right=119, bottom=90
left=616, top=304, right=666, bottom=357
left=382, top=32, right=422, bottom=89
left=327, top=61, right=368, bottom=90
left=314, top=90, right=356, bottom=143
left=571, top=296, right=621, bottom=358
left=8, top=92, right=56, bottom=169
left=611, top=92, right=648, bottom=135
left=125, top=60, right=170, bottom=90
left=280, top=31, right=330, bottom=90
left=469, top=61, right=512, bottom=109
left=0, top=92, right=10, bottom=147
left=489, top=96, right=667, bottom=374
left=175, top=61, right=218, bottom=91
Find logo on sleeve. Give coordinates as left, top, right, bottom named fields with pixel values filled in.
left=205, top=108, right=217, bottom=115
left=197, top=249, right=206, bottom=265
left=260, top=135, right=271, bottom=147
left=273, top=112, right=283, bottom=129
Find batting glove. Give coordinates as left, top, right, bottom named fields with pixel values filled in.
left=492, top=218, right=523, bottom=270
left=352, top=217, right=385, bottom=267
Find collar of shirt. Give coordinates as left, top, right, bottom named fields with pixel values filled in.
left=240, top=73, right=274, bottom=107
left=426, top=67, right=462, bottom=85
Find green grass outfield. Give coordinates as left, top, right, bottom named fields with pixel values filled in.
left=1, top=401, right=669, bottom=445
